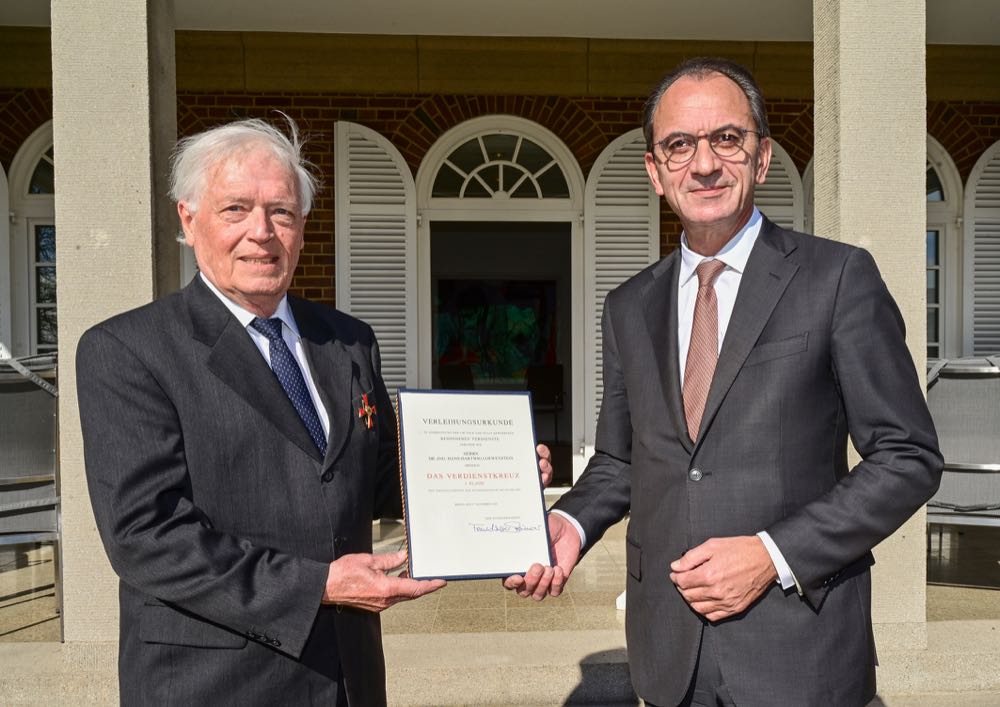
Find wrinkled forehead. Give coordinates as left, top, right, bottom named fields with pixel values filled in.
left=653, top=73, right=753, bottom=136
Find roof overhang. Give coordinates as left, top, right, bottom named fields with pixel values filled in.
left=2, top=1, right=997, bottom=45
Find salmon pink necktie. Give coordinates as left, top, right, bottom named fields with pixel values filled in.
left=683, top=259, right=727, bottom=442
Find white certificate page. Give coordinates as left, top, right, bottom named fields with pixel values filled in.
left=397, top=390, right=552, bottom=580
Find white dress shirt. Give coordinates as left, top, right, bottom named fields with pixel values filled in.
left=200, top=274, right=331, bottom=440
left=677, top=209, right=761, bottom=387
left=555, top=209, right=799, bottom=592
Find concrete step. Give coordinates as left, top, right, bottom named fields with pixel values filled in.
left=384, top=621, right=1000, bottom=705
left=5, top=621, right=1000, bottom=705
left=874, top=694, right=1000, bottom=707
left=384, top=629, right=636, bottom=706
left=877, top=620, right=1000, bottom=694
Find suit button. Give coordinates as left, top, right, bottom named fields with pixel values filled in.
left=334, top=536, right=344, bottom=546
left=270, top=638, right=281, bottom=647
left=688, top=468, right=703, bottom=482
left=321, top=470, right=334, bottom=482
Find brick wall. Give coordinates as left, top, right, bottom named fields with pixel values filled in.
left=3, top=88, right=998, bottom=307
left=0, top=88, right=52, bottom=172
left=175, top=92, right=828, bottom=305
left=929, top=101, right=1000, bottom=181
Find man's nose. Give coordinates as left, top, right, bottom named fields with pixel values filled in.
left=688, top=136, right=720, bottom=176
left=247, top=207, right=274, bottom=241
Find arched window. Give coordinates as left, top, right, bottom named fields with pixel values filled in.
left=926, top=136, right=962, bottom=359
left=9, top=122, right=56, bottom=356
left=431, top=132, right=571, bottom=200
left=414, top=116, right=591, bottom=480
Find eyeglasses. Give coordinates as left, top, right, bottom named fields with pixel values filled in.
left=650, top=126, right=763, bottom=165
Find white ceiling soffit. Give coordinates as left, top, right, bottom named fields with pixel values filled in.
left=4, top=1, right=997, bottom=45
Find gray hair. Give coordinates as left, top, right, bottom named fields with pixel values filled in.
left=642, top=57, right=770, bottom=151
left=170, top=114, right=319, bottom=216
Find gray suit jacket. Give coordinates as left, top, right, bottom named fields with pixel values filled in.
left=553, top=218, right=942, bottom=707
left=77, top=276, right=400, bottom=706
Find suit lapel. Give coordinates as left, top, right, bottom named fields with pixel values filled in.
left=640, top=251, right=693, bottom=453
left=289, top=297, right=354, bottom=469
left=693, top=220, right=799, bottom=452
left=185, top=278, right=323, bottom=463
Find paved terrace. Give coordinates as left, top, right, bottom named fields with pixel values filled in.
left=4, top=519, right=1000, bottom=704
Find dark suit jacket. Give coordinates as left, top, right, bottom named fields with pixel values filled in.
left=553, top=218, right=942, bottom=707
left=77, top=276, right=401, bottom=706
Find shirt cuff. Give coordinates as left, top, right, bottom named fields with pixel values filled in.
left=757, top=530, right=801, bottom=593
left=550, top=509, right=586, bottom=549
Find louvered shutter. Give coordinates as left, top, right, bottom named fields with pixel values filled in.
left=971, top=147, right=1000, bottom=355
left=583, top=130, right=659, bottom=445
left=755, top=141, right=804, bottom=231
left=334, top=122, right=417, bottom=395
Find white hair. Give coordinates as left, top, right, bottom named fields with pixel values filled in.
left=170, top=114, right=319, bottom=218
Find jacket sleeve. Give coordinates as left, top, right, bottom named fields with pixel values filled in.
left=766, top=247, right=943, bottom=607
left=76, top=325, right=330, bottom=659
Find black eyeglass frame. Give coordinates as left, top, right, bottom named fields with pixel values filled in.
left=649, top=125, right=765, bottom=165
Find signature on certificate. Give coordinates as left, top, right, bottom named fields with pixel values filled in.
left=470, top=520, right=541, bottom=533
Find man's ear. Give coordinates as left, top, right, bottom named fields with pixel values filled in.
left=754, top=137, right=773, bottom=185
left=177, top=201, right=196, bottom=246
left=299, top=216, right=307, bottom=252
left=644, top=152, right=666, bottom=196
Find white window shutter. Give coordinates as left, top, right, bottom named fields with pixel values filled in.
left=334, top=122, right=417, bottom=395
left=755, top=140, right=804, bottom=231
left=583, top=129, right=659, bottom=444
left=971, top=148, right=1000, bottom=355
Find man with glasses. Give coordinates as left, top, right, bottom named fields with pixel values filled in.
left=506, top=58, right=941, bottom=706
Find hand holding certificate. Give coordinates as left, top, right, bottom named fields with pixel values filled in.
left=397, top=390, right=553, bottom=580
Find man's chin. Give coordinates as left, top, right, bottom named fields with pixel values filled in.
left=230, top=280, right=291, bottom=309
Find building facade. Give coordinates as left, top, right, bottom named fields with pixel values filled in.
left=4, top=31, right=999, bottom=478
left=2, top=1, right=1000, bottom=699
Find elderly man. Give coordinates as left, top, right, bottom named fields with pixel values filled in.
left=77, top=118, right=448, bottom=705
left=506, top=58, right=942, bottom=706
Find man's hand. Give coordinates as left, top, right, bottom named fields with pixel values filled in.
left=502, top=511, right=581, bottom=600
left=537, top=443, right=553, bottom=488
left=322, top=549, right=445, bottom=612
left=669, top=536, right=778, bottom=622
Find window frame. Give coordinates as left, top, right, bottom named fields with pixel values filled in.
left=8, top=121, right=56, bottom=357
left=926, top=135, right=963, bottom=359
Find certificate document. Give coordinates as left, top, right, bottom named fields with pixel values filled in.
left=396, top=389, right=552, bottom=580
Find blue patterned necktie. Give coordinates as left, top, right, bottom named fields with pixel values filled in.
left=250, top=317, right=327, bottom=458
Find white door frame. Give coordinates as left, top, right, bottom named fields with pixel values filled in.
left=414, top=116, right=586, bottom=457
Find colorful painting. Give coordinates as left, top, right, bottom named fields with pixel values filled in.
left=435, top=279, right=557, bottom=385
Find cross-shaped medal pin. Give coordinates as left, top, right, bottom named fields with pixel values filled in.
left=357, top=393, right=376, bottom=430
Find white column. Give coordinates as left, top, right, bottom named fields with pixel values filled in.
left=51, top=0, right=177, bottom=645
left=813, top=0, right=928, bottom=650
